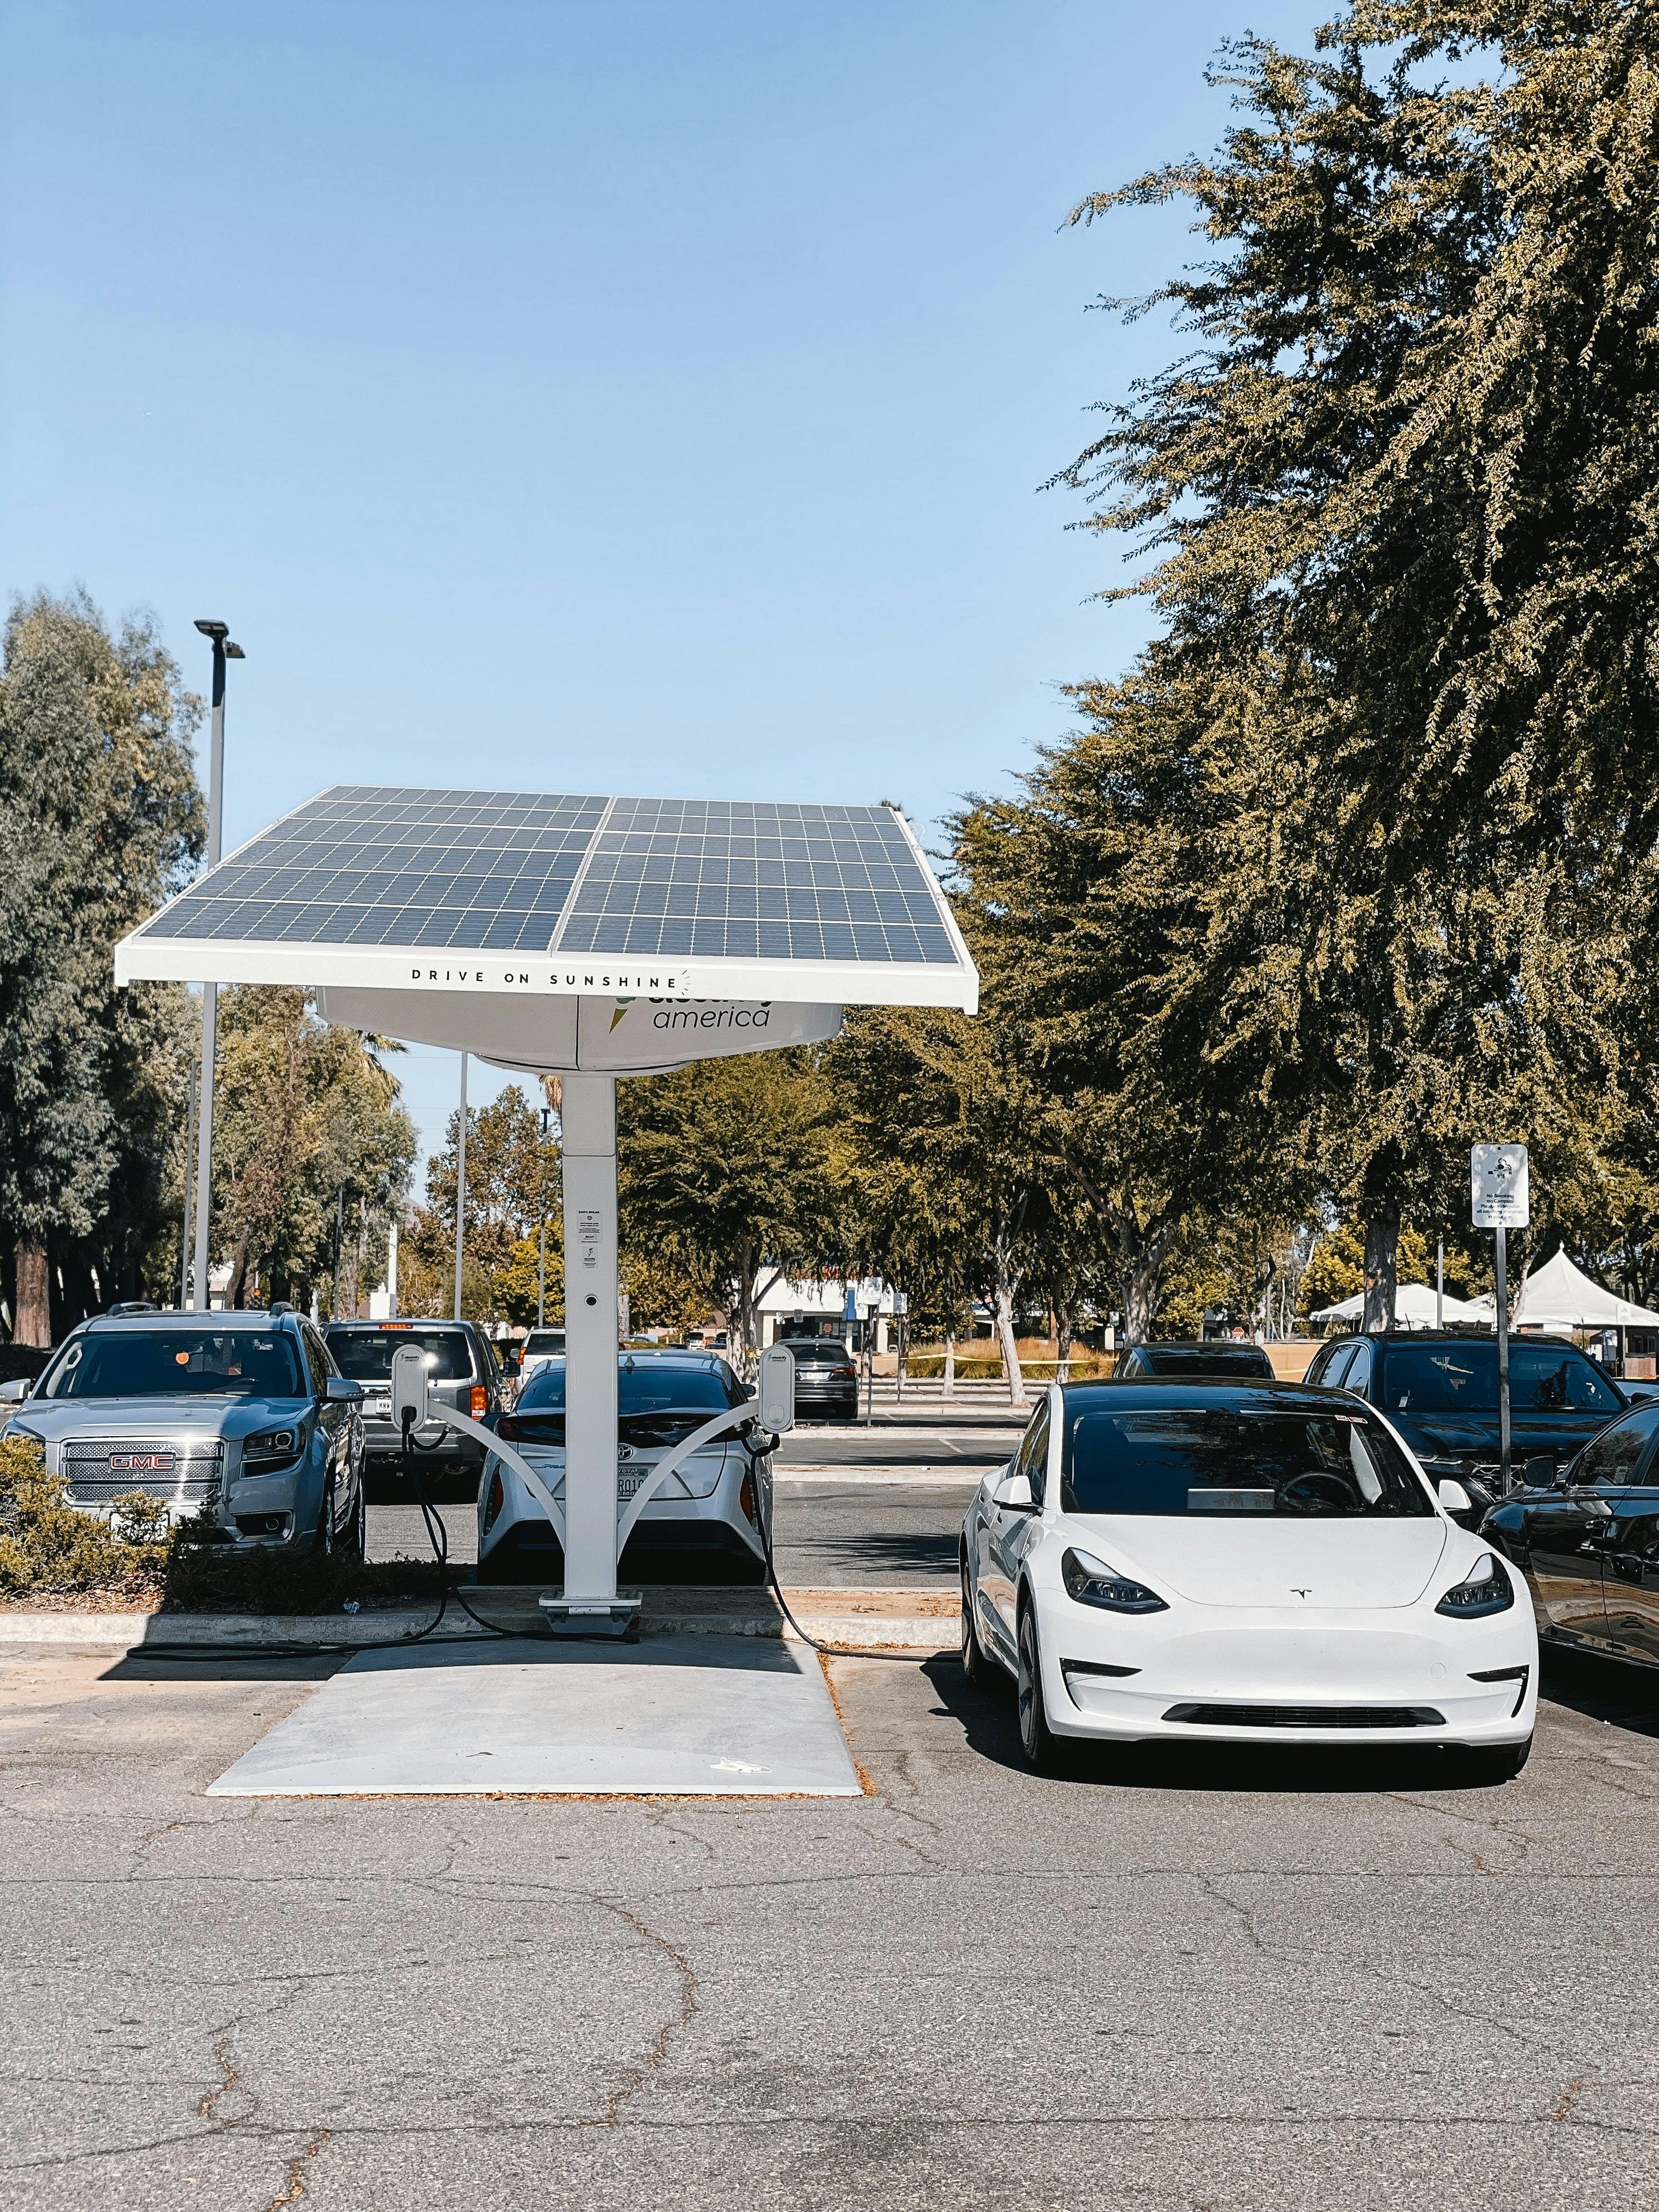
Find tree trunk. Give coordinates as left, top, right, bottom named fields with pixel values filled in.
left=1361, top=1212, right=1400, bottom=1333
left=1118, top=1216, right=1172, bottom=1350
left=991, top=1222, right=1028, bottom=1410
left=227, top=1230, right=253, bottom=1312
left=993, top=1278, right=1026, bottom=1411
left=1055, top=1294, right=1074, bottom=1382
left=13, top=1232, right=50, bottom=1348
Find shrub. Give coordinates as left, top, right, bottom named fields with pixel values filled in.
left=0, top=1436, right=168, bottom=1597
left=0, top=1434, right=442, bottom=1611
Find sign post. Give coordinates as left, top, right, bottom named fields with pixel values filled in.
left=1471, top=1144, right=1530, bottom=1495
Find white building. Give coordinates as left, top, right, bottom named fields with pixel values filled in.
left=753, top=1274, right=905, bottom=1353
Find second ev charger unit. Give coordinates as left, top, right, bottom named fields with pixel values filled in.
left=114, top=784, right=979, bottom=1634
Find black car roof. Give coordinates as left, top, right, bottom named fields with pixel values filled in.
left=324, top=1318, right=473, bottom=1332
left=1061, top=1378, right=1357, bottom=1412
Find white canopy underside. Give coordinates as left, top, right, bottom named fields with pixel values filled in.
left=315, top=987, right=842, bottom=1075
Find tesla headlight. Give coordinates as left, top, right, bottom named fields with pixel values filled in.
left=1061, top=1546, right=1168, bottom=1614
left=242, top=1426, right=303, bottom=1473
left=1435, top=1552, right=1515, bottom=1618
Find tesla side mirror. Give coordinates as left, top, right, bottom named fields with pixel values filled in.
left=324, top=1376, right=363, bottom=1405
left=1530, top=1454, right=1567, bottom=1489
left=0, top=1377, right=30, bottom=1403
left=1436, top=1477, right=1473, bottom=1515
left=991, top=1469, right=1037, bottom=1513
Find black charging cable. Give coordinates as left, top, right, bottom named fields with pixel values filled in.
left=138, top=1415, right=535, bottom=1661
left=738, top=1420, right=934, bottom=1663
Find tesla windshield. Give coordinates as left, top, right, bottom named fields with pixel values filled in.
left=1061, top=1406, right=1432, bottom=1517
left=43, top=1330, right=305, bottom=1400
left=1379, top=1340, right=1621, bottom=1416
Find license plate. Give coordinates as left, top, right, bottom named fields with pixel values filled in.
left=618, top=1470, right=646, bottom=1498
left=366, top=1398, right=392, bottom=1418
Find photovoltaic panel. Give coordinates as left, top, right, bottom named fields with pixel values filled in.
left=139, top=787, right=609, bottom=955
left=133, top=787, right=961, bottom=965
left=554, top=797, right=956, bottom=965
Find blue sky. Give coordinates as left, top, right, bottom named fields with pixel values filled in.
left=4, top=0, right=1327, bottom=1163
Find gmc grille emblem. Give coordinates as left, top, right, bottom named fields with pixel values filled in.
left=108, top=1453, right=173, bottom=1471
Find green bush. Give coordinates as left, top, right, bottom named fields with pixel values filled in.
left=0, top=1436, right=168, bottom=1597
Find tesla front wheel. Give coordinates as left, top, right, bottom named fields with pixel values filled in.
left=960, top=1558, right=999, bottom=1688
left=1016, top=1603, right=1061, bottom=1770
left=1463, top=1735, right=1532, bottom=1785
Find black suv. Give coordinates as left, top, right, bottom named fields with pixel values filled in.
left=1305, top=1327, right=1627, bottom=1514
left=323, top=1319, right=507, bottom=1481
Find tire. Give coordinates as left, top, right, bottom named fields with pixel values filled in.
left=1016, top=1601, right=1062, bottom=1770
left=1464, top=1735, right=1532, bottom=1785
left=343, top=1477, right=367, bottom=1561
left=960, top=1555, right=1000, bottom=1688
left=312, top=1479, right=337, bottom=1558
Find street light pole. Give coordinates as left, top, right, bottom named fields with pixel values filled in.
left=189, top=621, right=243, bottom=1312
left=537, top=1105, right=551, bottom=1329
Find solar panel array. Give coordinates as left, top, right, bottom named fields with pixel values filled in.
left=555, top=797, right=955, bottom=964
left=137, top=787, right=961, bottom=967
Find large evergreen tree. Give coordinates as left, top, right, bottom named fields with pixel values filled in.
left=1052, top=1, right=1659, bottom=1321
left=0, top=593, right=201, bottom=1344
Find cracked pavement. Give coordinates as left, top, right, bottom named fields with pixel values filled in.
left=4, top=1635, right=1659, bottom=2209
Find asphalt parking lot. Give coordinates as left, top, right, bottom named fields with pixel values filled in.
left=5, top=1633, right=1659, bottom=2209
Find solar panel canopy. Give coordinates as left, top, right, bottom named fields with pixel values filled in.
left=115, top=786, right=979, bottom=1011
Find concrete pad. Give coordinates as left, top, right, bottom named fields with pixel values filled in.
left=205, top=1633, right=863, bottom=1797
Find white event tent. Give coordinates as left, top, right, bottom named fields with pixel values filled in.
left=1310, top=1282, right=1482, bottom=1328
left=1509, top=1248, right=1659, bottom=1332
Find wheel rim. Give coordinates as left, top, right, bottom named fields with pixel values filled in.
left=1018, top=1616, right=1038, bottom=1752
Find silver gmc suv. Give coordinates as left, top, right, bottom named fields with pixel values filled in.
left=0, top=1308, right=366, bottom=1555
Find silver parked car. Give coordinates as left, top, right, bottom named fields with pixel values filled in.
left=0, top=1309, right=365, bottom=1554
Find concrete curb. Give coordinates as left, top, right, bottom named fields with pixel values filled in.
left=0, top=1603, right=961, bottom=1654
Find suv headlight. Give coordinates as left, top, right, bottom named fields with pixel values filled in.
left=1435, top=1553, right=1515, bottom=1618
left=242, top=1426, right=303, bottom=1474
left=1061, top=1546, right=1168, bottom=1614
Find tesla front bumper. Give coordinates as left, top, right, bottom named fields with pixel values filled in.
left=1038, top=1609, right=1537, bottom=1748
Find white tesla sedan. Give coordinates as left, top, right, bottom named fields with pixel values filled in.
left=961, top=1379, right=1537, bottom=1780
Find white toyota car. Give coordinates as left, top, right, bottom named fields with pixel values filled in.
left=477, top=1349, right=773, bottom=1586
left=961, top=1378, right=1537, bottom=1780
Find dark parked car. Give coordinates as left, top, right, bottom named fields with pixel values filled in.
left=323, top=1319, right=507, bottom=1480
left=1115, top=1341, right=1275, bottom=1381
left=778, top=1335, right=860, bottom=1422
left=1305, top=1328, right=1627, bottom=1519
left=1484, top=1398, right=1659, bottom=1665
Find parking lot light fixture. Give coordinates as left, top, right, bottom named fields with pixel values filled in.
left=189, top=620, right=243, bottom=1312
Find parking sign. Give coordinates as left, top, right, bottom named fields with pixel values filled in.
left=1471, top=1143, right=1529, bottom=1228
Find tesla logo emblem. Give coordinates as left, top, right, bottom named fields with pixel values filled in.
left=1290, top=1587, right=1312, bottom=1599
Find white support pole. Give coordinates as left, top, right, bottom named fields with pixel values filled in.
left=557, top=1073, right=621, bottom=1609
